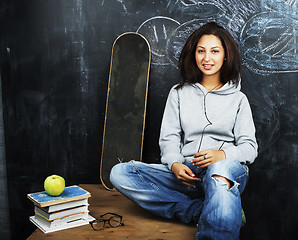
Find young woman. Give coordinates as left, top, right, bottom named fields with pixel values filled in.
left=110, top=22, right=258, bottom=240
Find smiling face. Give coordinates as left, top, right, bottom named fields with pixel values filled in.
left=195, top=34, right=225, bottom=81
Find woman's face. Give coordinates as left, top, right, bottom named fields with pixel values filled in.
left=195, top=34, right=225, bottom=80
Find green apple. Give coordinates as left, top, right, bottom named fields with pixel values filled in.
left=44, top=175, right=65, bottom=196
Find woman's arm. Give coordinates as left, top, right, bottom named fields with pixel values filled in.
left=222, top=95, right=258, bottom=164
left=159, top=87, right=185, bottom=170
left=160, top=87, right=201, bottom=186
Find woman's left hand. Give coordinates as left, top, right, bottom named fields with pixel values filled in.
left=192, top=149, right=226, bottom=168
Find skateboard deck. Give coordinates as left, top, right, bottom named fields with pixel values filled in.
left=100, top=32, right=151, bottom=190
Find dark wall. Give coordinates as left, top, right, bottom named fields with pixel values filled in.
left=0, top=74, right=10, bottom=240
left=0, top=0, right=297, bottom=239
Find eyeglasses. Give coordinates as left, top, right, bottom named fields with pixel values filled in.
left=90, top=212, right=124, bottom=231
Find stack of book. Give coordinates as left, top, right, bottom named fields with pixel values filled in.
left=27, top=185, right=95, bottom=233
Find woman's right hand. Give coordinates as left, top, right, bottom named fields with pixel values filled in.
left=171, top=162, right=201, bottom=188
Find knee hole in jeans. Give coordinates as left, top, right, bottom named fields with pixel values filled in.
left=212, top=175, right=233, bottom=189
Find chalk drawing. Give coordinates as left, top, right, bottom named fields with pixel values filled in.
left=285, top=0, right=296, bottom=6
left=136, top=16, right=180, bottom=65
left=116, top=0, right=127, bottom=12
left=136, top=0, right=297, bottom=74
left=240, top=11, right=298, bottom=74
left=98, top=0, right=135, bottom=14
left=135, top=0, right=296, bottom=73
left=265, top=0, right=297, bottom=10
left=165, top=0, right=259, bottom=39
left=137, top=0, right=260, bottom=66
left=166, top=0, right=224, bottom=19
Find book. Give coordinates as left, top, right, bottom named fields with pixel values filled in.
left=33, top=211, right=90, bottom=228
left=28, top=185, right=95, bottom=233
left=35, top=198, right=89, bottom=213
left=34, top=204, right=89, bottom=221
left=27, top=185, right=91, bottom=207
left=29, top=214, right=95, bottom=234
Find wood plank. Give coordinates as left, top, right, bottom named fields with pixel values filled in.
left=27, top=184, right=197, bottom=240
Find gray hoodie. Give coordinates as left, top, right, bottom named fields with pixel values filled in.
left=159, top=81, right=258, bottom=170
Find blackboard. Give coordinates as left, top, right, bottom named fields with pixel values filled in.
left=0, top=0, right=297, bottom=239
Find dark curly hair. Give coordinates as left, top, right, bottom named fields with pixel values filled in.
left=177, top=22, right=241, bottom=89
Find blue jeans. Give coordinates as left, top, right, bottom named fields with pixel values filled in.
left=110, top=159, right=248, bottom=240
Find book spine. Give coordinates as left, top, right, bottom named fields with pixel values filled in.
left=38, top=198, right=89, bottom=213
left=35, top=210, right=89, bottom=221
left=35, top=205, right=89, bottom=220
left=34, top=212, right=89, bottom=228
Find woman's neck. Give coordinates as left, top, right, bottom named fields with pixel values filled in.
left=201, top=76, right=223, bottom=91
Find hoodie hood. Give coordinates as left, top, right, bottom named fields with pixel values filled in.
left=193, top=78, right=241, bottom=95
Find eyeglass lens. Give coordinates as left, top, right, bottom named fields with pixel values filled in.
left=109, top=216, right=122, bottom=227
left=92, top=219, right=105, bottom=230
left=91, top=215, right=122, bottom=230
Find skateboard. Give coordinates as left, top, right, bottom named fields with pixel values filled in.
left=100, top=32, right=151, bottom=190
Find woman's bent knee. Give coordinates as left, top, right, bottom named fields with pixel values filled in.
left=110, top=163, right=127, bottom=188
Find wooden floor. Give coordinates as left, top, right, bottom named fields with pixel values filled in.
left=27, top=184, right=197, bottom=240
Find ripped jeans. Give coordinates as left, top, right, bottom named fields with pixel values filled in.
left=110, top=159, right=248, bottom=240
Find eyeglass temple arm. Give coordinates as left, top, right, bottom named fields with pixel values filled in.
left=100, top=212, right=123, bottom=218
